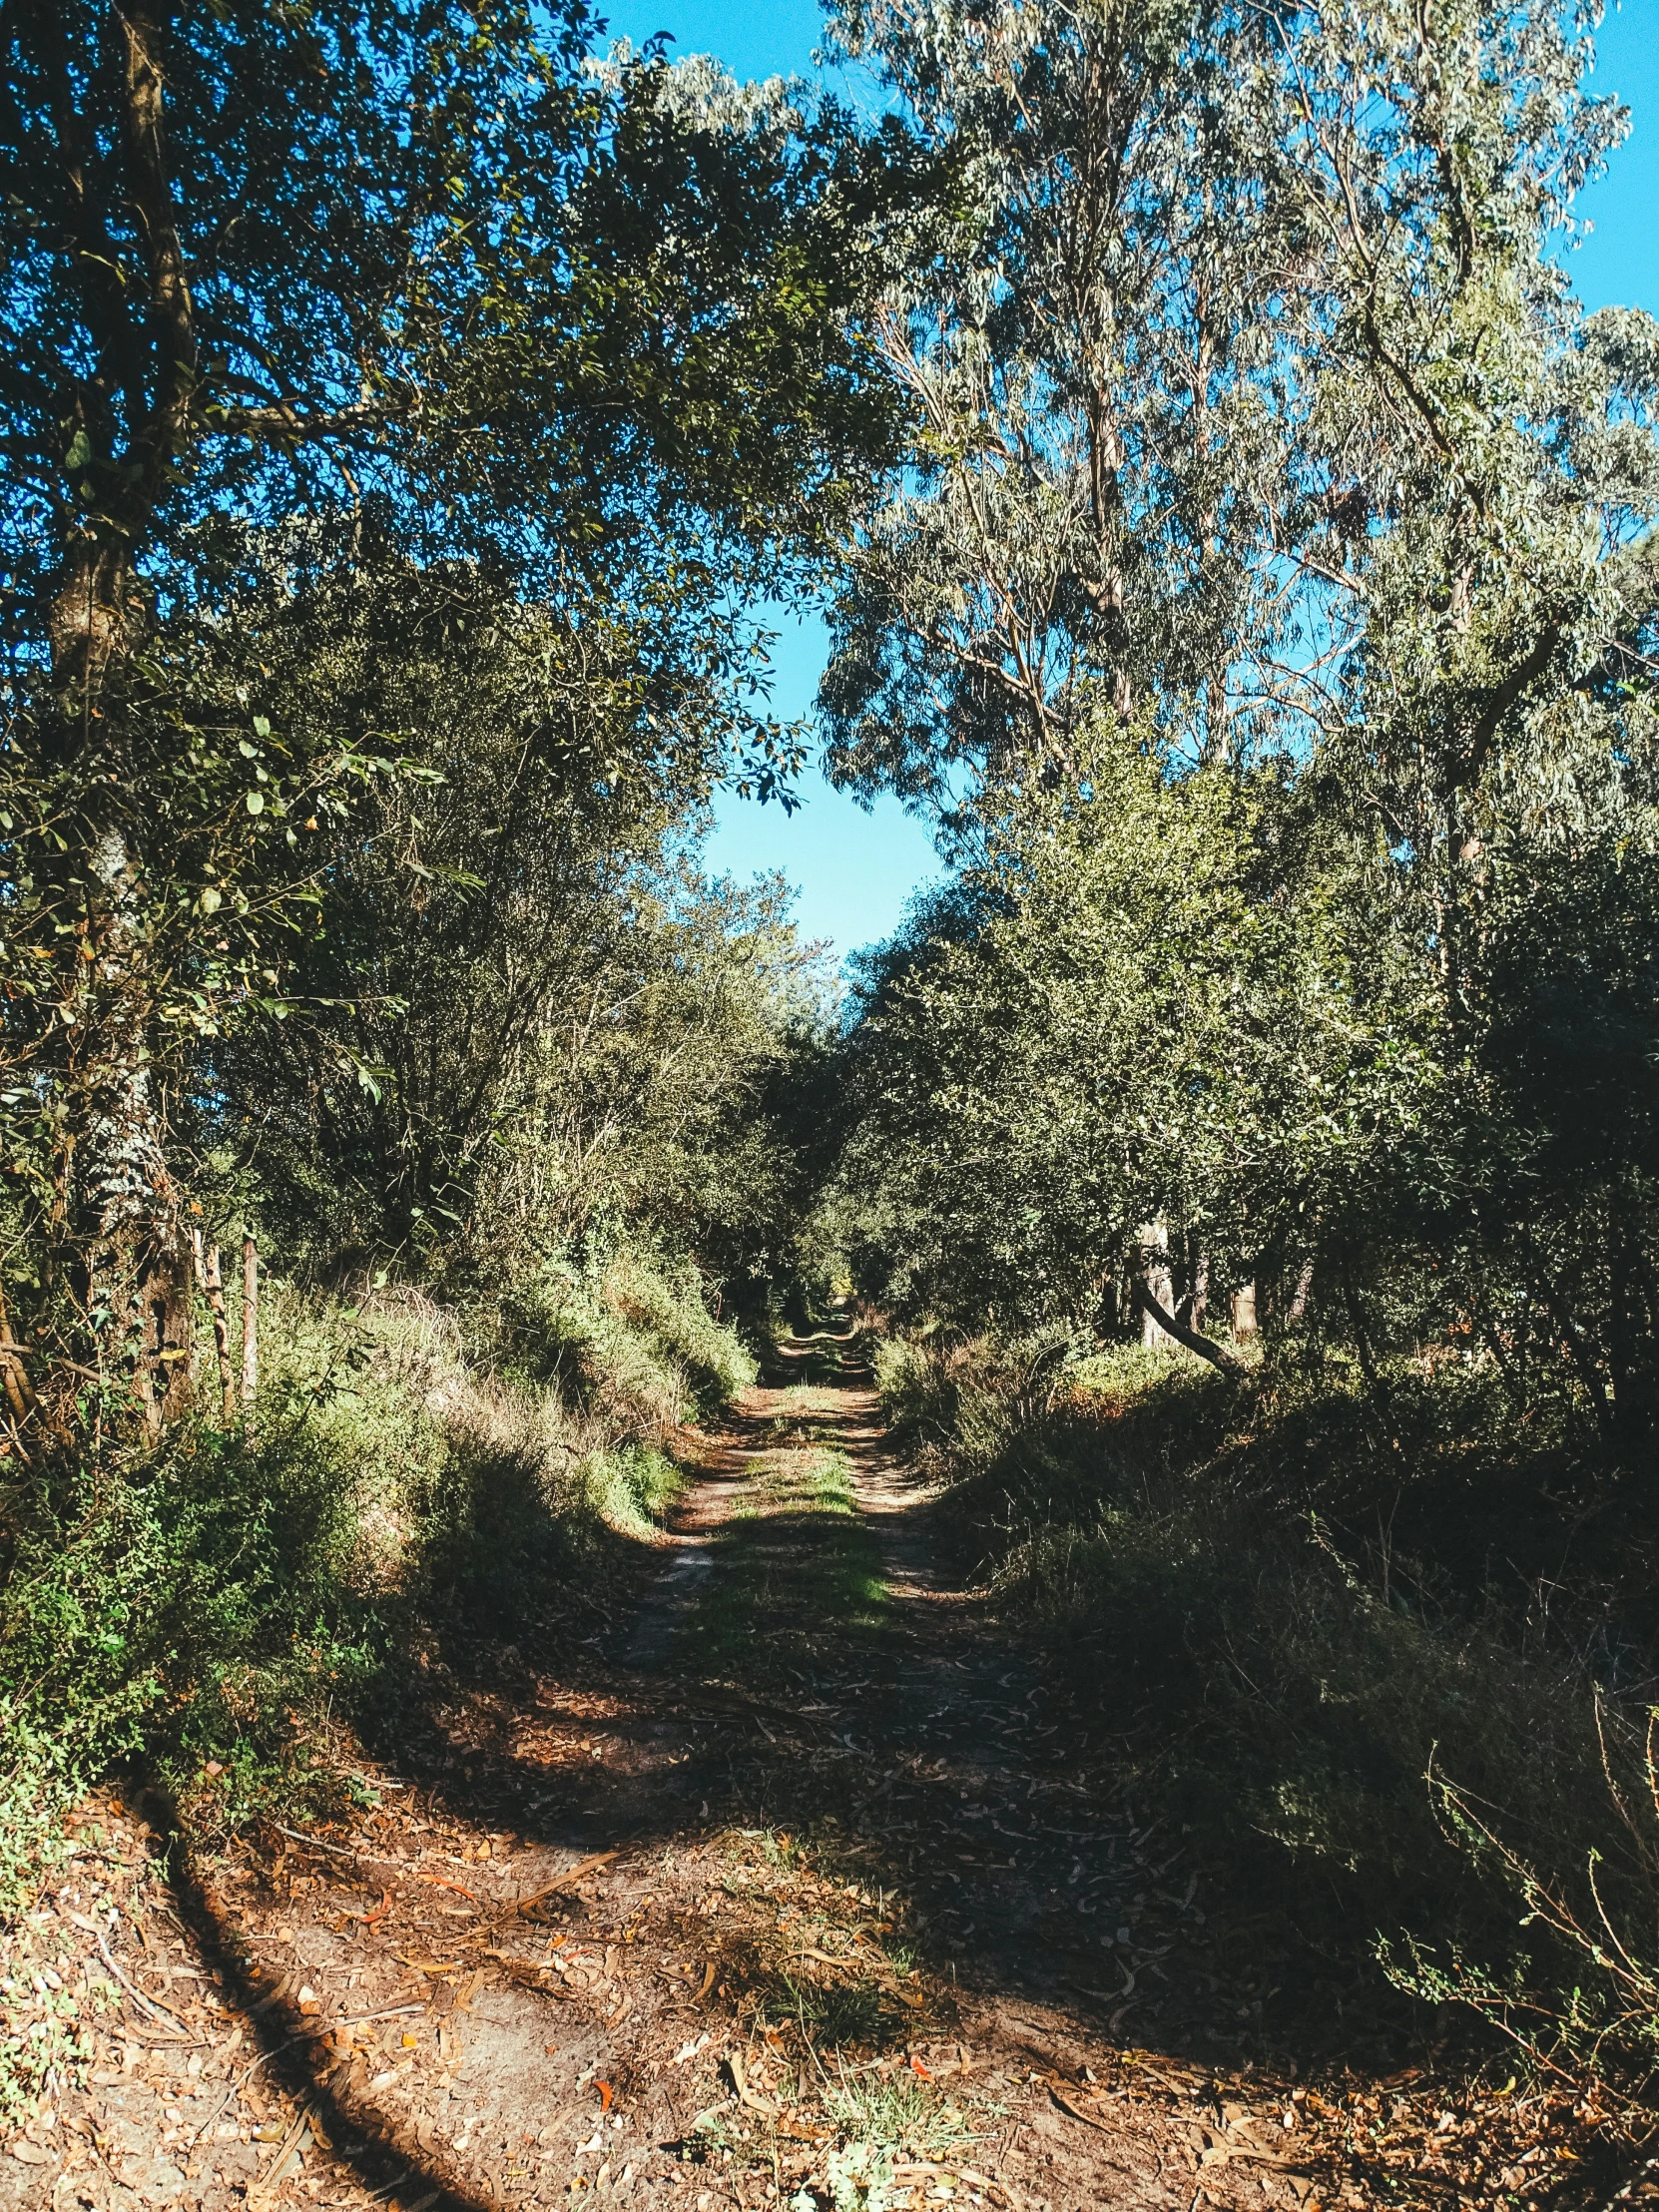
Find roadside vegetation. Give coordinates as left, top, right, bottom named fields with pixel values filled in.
left=6, top=0, right=1659, bottom=2165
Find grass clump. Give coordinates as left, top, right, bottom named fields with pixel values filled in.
left=824, top=2063, right=981, bottom=2162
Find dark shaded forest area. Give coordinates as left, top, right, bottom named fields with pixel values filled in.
left=5, top=0, right=1659, bottom=2203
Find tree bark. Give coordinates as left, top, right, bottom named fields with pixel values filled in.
left=70, top=827, right=194, bottom=1432
left=35, top=6, right=203, bottom=1430
left=1182, top=1246, right=1211, bottom=1335
left=1139, top=1221, right=1174, bottom=1352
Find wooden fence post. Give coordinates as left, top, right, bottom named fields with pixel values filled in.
left=241, top=1235, right=259, bottom=1424
left=196, top=1235, right=236, bottom=1423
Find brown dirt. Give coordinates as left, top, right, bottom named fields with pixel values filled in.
left=0, top=1330, right=1619, bottom=2212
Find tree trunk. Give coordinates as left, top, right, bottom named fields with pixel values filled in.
left=34, top=3, right=202, bottom=1438
left=63, top=820, right=194, bottom=1432
left=1230, top=1281, right=1258, bottom=1340
left=1139, top=1221, right=1175, bottom=1352
left=1184, top=1247, right=1211, bottom=1334
left=1131, top=1282, right=1246, bottom=1378
left=49, top=535, right=146, bottom=700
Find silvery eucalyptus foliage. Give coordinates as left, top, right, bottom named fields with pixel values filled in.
left=819, top=0, right=1323, bottom=806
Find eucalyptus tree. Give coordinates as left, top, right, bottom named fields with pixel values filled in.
left=1251, top=0, right=1659, bottom=1433
left=0, top=1, right=911, bottom=1432
left=829, top=0, right=1659, bottom=1442
left=818, top=0, right=1651, bottom=810
left=819, top=0, right=1316, bottom=809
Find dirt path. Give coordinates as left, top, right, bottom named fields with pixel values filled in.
left=1, top=1331, right=1586, bottom=2212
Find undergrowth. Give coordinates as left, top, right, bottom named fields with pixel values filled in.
left=0, top=1252, right=738, bottom=1918
left=875, top=1326, right=1659, bottom=2124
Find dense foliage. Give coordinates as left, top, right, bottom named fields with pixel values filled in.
left=0, top=0, right=879, bottom=1971
left=805, top=0, right=1659, bottom=2114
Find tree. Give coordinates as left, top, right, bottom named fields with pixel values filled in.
left=835, top=733, right=1423, bottom=1329
left=817, top=0, right=1644, bottom=823
left=826, top=0, right=1659, bottom=1449
left=178, top=525, right=832, bottom=1283
left=818, top=0, right=1324, bottom=811
left=0, top=2, right=912, bottom=1429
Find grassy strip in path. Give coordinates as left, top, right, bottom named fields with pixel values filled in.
left=691, top=1437, right=887, bottom=1678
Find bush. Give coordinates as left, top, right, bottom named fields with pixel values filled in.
left=0, top=1408, right=386, bottom=1888
left=500, top=1251, right=756, bottom=1429
left=0, top=1241, right=740, bottom=1906
left=603, top=1251, right=759, bottom=1411
left=876, top=1321, right=1659, bottom=2112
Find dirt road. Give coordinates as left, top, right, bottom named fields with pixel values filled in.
left=0, top=1331, right=1581, bottom=2212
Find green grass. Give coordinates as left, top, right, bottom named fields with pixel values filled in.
left=691, top=1443, right=888, bottom=1676
left=823, top=2064, right=986, bottom=2163
left=586, top=1442, right=687, bottom=1540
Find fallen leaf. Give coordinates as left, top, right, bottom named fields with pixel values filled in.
left=415, top=1872, right=476, bottom=1902
left=1051, top=2088, right=1115, bottom=2135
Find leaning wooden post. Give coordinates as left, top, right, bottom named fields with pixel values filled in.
left=0, top=1282, right=37, bottom=1437
left=241, top=1234, right=259, bottom=1427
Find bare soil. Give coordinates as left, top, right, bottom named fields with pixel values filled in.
left=0, top=1329, right=1618, bottom=2212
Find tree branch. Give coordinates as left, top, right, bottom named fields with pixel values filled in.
left=214, top=399, right=410, bottom=444
left=1132, top=1280, right=1246, bottom=1377
left=1458, top=622, right=1563, bottom=791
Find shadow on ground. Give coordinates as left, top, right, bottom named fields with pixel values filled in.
left=68, top=1324, right=1623, bottom=2212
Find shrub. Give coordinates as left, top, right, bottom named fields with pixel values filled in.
left=0, top=1243, right=730, bottom=1904
left=878, top=1319, right=1659, bottom=2113
left=603, top=1251, right=759, bottom=1411
left=499, top=1251, right=756, bottom=1430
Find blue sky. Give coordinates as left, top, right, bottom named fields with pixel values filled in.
left=601, top=0, right=1659, bottom=965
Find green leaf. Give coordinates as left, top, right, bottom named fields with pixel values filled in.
left=246, top=792, right=265, bottom=816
